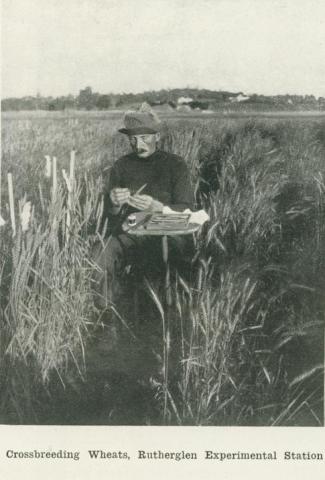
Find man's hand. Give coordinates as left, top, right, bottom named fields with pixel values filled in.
left=128, top=194, right=163, bottom=212
left=110, top=188, right=131, bottom=208
left=128, top=194, right=153, bottom=211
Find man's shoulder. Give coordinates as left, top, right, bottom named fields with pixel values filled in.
left=102, top=153, right=133, bottom=185
left=158, top=150, right=183, bottom=161
left=158, top=150, right=187, bottom=167
left=104, top=152, right=134, bottom=173
left=115, top=152, right=135, bottom=166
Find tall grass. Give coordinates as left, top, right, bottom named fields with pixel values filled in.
left=150, top=118, right=325, bottom=425
left=1, top=112, right=324, bottom=425
left=0, top=155, right=104, bottom=421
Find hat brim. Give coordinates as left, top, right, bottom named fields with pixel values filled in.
left=118, top=126, right=159, bottom=135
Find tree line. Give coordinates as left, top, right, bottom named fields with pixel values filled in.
left=2, top=86, right=325, bottom=111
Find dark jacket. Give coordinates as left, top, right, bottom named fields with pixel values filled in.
left=101, top=150, right=194, bottom=233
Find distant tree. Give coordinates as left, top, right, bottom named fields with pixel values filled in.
left=318, top=97, right=325, bottom=109
left=21, top=97, right=37, bottom=109
left=189, top=101, right=209, bottom=110
left=78, top=86, right=97, bottom=110
left=64, top=94, right=77, bottom=109
left=1, top=98, right=21, bottom=110
left=96, top=94, right=111, bottom=110
left=1, top=87, right=322, bottom=112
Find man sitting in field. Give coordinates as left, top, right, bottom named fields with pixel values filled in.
left=94, top=104, right=194, bottom=307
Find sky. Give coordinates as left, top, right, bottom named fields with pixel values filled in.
left=1, top=0, right=325, bottom=98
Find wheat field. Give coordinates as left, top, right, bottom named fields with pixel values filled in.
left=0, top=111, right=324, bottom=425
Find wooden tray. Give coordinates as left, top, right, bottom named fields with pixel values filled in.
left=144, top=213, right=190, bottom=231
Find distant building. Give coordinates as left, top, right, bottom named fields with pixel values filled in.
left=229, top=93, right=250, bottom=103
left=177, top=96, right=193, bottom=105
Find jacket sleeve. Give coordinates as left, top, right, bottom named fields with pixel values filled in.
left=99, top=162, right=123, bottom=235
left=102, top=162, right=122, bottom=215
left=170, top=158, right=195, bottom=211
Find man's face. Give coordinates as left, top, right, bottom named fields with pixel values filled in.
left=129, top=133, right=160, bottom=158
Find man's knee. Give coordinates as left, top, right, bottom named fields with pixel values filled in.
left=93, top=234, right=138, bottom=276
left=105, top=237, right=124, bottom=272
left=92, top=236, right=130, bottom=308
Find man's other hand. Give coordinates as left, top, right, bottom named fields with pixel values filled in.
left=110, top=188, right=131, bottom=207
left=128, top=194, right=163, bottom=212
left=128, top=194, right=152, bottom=211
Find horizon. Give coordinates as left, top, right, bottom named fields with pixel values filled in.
left=2, top=85, right=324, bottom=101
left=2, top=0, right=325, bottom=99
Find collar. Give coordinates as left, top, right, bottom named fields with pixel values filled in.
left=131, top=150, right=162, bottom=162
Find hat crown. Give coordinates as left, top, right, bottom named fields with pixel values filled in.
left=124, top=111, right=157, bottom=129
left=119, top=103, right=161, bottom=134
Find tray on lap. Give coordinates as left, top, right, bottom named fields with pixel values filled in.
left=144, top=213, right=190, bottom=231
left=123, top=211, right=199, bottom=236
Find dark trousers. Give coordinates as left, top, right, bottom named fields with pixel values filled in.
left=92, top=233, right=193, bottom=309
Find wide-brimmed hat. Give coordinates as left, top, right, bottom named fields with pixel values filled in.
left=118, top=103, right=161, bottom=135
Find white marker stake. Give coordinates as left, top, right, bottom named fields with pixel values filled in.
left=62, top=169, right=71, bottom=244
left=8, top=173, right=16, bottom=237
left=66, top=150, right=75, bottom=245
left=52, top=156, right=57, bottom=201
left=0, top=152, right=2, bottom=211
left=45, top=155, right=51, bottom=178
left=69, top=150, right=75, bottom=187
left=0, top=152, right=5, bottom=226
